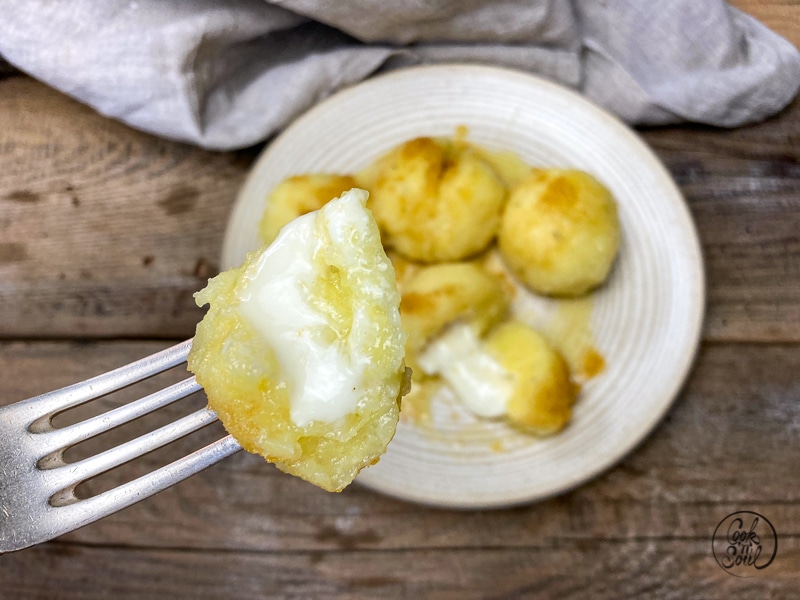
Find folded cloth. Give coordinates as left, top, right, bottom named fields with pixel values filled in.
left=0, top=0, right=797, bottom=150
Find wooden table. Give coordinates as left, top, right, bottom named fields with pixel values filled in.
left=1, top=3, right=798, bottom=597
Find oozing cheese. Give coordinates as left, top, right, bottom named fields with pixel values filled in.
left=236, top=189, right=374, bottom=427
left=418, top=322, right=514, bottom=418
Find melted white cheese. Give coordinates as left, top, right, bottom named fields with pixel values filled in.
left=418, top=323, right=514, bottom=418
left=237, top=189, right=370, bottom=427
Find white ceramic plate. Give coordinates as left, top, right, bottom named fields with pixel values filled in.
left=222, top=65, right=705, bottom=509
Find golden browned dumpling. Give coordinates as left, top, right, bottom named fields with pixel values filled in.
left=417, top=319, right=577, bottom=434
left=399, top=261, right=509, bottom=371
left=188, top=189, right=408, bottom=492
left=356, top=137, right=507, bottom=263
left=485, top=321, right=578, bottom=435
left=257, top=174, right=357, bottom=245
left=498, top=169, right=620, bottom=297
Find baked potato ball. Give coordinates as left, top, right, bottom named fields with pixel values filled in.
left=417, top=319, right=577, bottom=434
left=485, top=320, right=578, bottom=435
left=258, top=174, right=357, bottom=245
left=188, top=189, right=408, bottom=492
left=498, top=169, right=620, bottom=297
left=399, top=261, right=509, bottom=370
left=357, top=137, right=507, bottom=262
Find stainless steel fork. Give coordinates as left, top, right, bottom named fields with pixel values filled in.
left=0, top=339, right=242, bottom=554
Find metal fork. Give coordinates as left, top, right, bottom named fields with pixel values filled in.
left=0, top=339, right=242, bottom=554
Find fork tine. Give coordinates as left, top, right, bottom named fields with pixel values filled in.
left=21, top=340, right=193, bottom=425
left=46, top=407, right=221, bottom=498
left=36, top=376, right=202, bottom=455
left=56, top=435, right=242, bottom=539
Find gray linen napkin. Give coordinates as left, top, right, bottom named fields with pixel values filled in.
left=0, top=0, right=797, bottom=150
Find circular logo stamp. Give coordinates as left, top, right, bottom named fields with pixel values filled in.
left=712, top=511, right=778, bottom=577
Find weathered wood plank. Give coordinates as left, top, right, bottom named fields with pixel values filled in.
left=640, top=95, right=800, bottom=343
left=2, top=77, right=799, bottom=341
left=1, top=538, right=797, bottom=600
left=0, top=77, right=257, bottom=338
left=2, top=341, right=798, bottom=554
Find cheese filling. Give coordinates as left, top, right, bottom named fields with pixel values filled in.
left=418, top=323, right=514, bottom=418
left=236, top=190, right=372, bottom=427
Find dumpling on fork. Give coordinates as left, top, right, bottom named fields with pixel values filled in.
left=188, top=189, right=409, bottom=492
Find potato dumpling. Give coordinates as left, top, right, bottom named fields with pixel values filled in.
left=498, top=169, right=620, bottom=297
left=357, top=137, right=507, bottom=262
left=417, top=322, right=515, bottom=419
left=418, top=320, right=577, bottom=434
left=258, top=174, right=357, bottom=245
left=188, top=189, right=408, bottom=492
left=485, top=321, right=578, bottom=435
left=400, top=262, right=509, bottom=369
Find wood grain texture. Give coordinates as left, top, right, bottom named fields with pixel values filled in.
left=1, top=538, right=797, bottom=600
left=640, top=96, right=800, bottom=342
left=1, top=77, right=799, bottom=342
left=0, top=77, right=259, bottom=339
